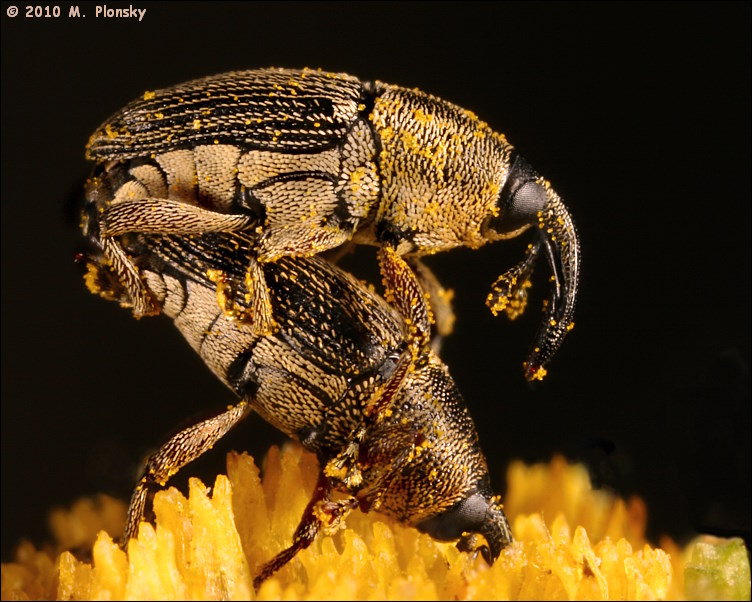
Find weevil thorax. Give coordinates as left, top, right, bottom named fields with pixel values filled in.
left=356, top=350, right=512, bottom=558
left=366, top=84, right=515, bottom=254
left=359, top=352, right=490, bottom=522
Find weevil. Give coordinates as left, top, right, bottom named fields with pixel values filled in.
left=80, top=213, right=513, bottom=585
left=86, top=67, right=579, bottom=381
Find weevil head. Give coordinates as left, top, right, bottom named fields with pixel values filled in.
left=416, top=485, right=512, bottom=564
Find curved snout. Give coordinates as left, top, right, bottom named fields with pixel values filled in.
left=524, top=181, right=580, bottom=381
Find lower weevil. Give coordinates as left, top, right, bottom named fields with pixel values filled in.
left=81, top=215, right=513, bottom=585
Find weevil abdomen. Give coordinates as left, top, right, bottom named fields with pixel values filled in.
left=136, top=233, right=404, bottom=450
left=93, top=128, right=379, bottom=264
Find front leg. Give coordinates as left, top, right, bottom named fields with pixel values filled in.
left=253, top=473, right=357, bottom=589
left=378, top=248, right=433, bottom=353
left=487, top=180, right=580, bottom=381
left=405, top=257, right=455, bottom=353
left=256, top=421, right=424, bottom=588
left=325, top=248, right=436, bottom=429
left=321, top=251, right=437, bottom=494
left=354, top=421, right=427, bottom=514
left=486, top=241, right=540, bottom=320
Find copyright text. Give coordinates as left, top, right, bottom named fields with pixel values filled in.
left=95, top=5, right=146, bottom=21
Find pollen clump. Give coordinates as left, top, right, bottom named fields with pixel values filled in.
left=2, top=445, right=749, bottom=600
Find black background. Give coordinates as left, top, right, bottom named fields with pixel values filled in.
left=2, top=2, right=749, bottom=561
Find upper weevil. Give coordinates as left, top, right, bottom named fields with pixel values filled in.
left=86, top=67, right=580, bottom=381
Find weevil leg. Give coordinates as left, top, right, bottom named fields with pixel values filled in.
left=322, top=242, right=453, bottom=349
left=323, top=356, right=412, bottom=488
left=323, top=429, right=365, bottom=487
left=321, top=354, right=407, bottom=488
left=253, top=473, right=357, bottom=589
left=138, top=232, right=277, bottom=333
left=203, top=260, right=278, bottom=335
left=362, top=351, right=412, bottom=421
left=256, top=224, right=354, bottom=263
left=122, top=400, right=253, bottom=548
left=248, top=218, right=355, bottom=336
left=242, top=257, right=278, bottom=334
left=101, top=198, right=253, bottom=237
left=377, top=248, right=432, bottom=352
left=354, top=422, right=427, bottom=513
left=486, top=241, right=540, bottom=320
left=101, top=236, right=159, bottom=317
left=323, top=344, right=420, bottom=488
left=405, top=257, right=455, bottom=353
left=205, top=269, right=246, bottom=322
left=261, top=424, right=422, bottom=587
left=339, top=248, right=434, bottom=429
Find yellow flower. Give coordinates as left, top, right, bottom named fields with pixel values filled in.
left=1, top=445, right=749, bottom=600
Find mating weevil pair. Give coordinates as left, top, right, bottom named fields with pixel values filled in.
left=80, top=67, right=580, bottom=585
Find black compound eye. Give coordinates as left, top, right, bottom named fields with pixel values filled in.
left=485, top=154, right=544, bottom=237
left=415, top=491, right=489, bottom=541
left=507, top=180, right=547, bottom=227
